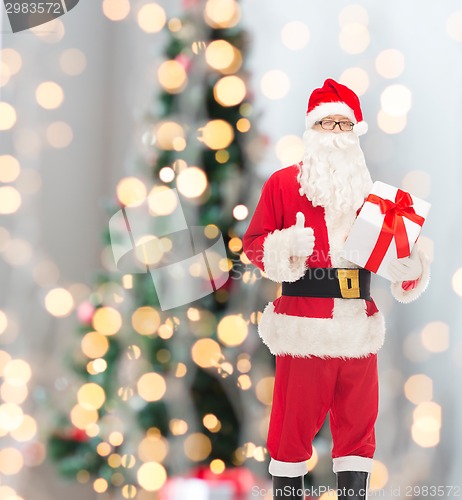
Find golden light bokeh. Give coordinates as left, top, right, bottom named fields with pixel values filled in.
left=200, top=120, right=234, bottom=150
left=214, top=76, right=247, bottom=107
left=168, top=18, right=182, bottom=32
left=380, top=84, right=412, bottom=116
left=77, top=383, right=106, bottom=410
left=0, top=311, right=7, bottom=336
left=132, top=307, right=161, bottom=336
left=137, top=462, right=167, bottom=491
left=191, top=338, right=222, bottom=368
left=0, top=186, right=21, bottom=215
left=281, top=21, right=310, bottom=50
left=370, top=460, right=389, bottom=490
left=0, top=102, right=17, bottom=130
left=137, top=3, right=167, bottom=33
left=237, top=374, right=251, bottom=390
left=451, top=268, right=462, bottom=297
left=276, top=135, right=304, bottom=166
left=0, top=155, right=20, bottom=182
left=412, top=402, right=441, bottom=448
left=339, top=67, right=369, bottom=96
left=93, top=478, right=109, bottom=493
left=375, top=49, right=405, bottom=79
left=0, top=447, right=24, bottom=475
left=339, top=23, right=370, bottom=54
left=0, top=403, right=24, bottom=431
left=155, top=121, right=186, bottom=151
left=256, top=377, right=275, bottom=405
left=210, top=459, right=225, bottom=474
left=44, top=288, right=74, bottom=317
left=404, top=374, right=433, bottom=404
left=1, top=48, right=22, bottom=75
left=158, top=60, right=188, bottom=94
left=184, top=433, right=212, bottom=461
left=148, top=185, right=178, bottom=215
left=1, top=381, right=28, bottom=405
left=35, top=81, right=64, bottom=110
left=420, top=322, right=450, bottom=353
left=205, top=40, right=242, bottom=74
left=176, top=166, right=208, bottom=198
left=31, top=18, right=65, bottom=43
left=228, top=237, right=242, bottom=253
left=92, top=306, right=123, bottom=336
left=236, top=118, right=251, bottom=133
left=338, top=4, right=369, bottom=26
left=81, top=331, right=110, bottom=359
left=204, top=0, right=241, bottom=29
left=3, top=359, right=31, bottom=386
left=71, top=405, right=99, bottom=430
left=401, top=170, right=431, bottom=199
left=116, top=176, right=147, bottom=206
left=159, top=166, right=175, bottom=183
left=0, top=351, right=12, bottom=375
left=10, top=414, right=37, bottom=442
left=137, top=372, right=166, bottom=402
left=59, top=48, right=87, bottom=76
left=233, top=204, right=248, bottom=221
left=447, top=11, right=462, bottom=42
left=0, top=60, right=10, bottom=87
left=138, top=434, right=168, bottom=462
left=102, top=0, right=130, bottom=21
left=46, top=121, right=74, bottom=148
left=217, top=315, right=248, bottom=346
left=260, top=70, right=290, bottom=100
left=377, top=110, right=407, bottom=134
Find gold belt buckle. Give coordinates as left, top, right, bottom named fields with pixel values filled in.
left=337, top=269, right=360, bottom=299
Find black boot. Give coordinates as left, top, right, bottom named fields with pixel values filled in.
left=336, top=471, right=368, bottom=499
left=272, top=475, right=305, bottom=499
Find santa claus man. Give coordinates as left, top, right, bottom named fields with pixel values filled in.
left=243, top=79, right=430, bottom=500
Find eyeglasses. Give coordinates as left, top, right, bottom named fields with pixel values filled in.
left=315, top=120, right=354, bottom=131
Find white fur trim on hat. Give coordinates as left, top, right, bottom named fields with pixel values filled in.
left=262, top=228, right=308, bottom=283
left=390, top=243, right=430, bottom=303
left=269, top=458, right=308, bottom=478
left=305, top=102, right=368, bottom=136
left=258, top=301, right=385, bottom=358
left=333, top=456, right=374, bottom=473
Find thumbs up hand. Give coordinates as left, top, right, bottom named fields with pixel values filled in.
left=288, top=212, right=315, bottom=257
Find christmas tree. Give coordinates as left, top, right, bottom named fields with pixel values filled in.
left=48, top=1, right=273, bottom=497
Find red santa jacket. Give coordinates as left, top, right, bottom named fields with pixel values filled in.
left=243, top=164, right=428, bottom=358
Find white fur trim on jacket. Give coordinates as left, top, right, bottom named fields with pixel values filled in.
left=269, top=458, right=308, bottom=478
left=333, top=455, right=374, bottom=473
left=262, top=228, right=308, bottom=283
left=390, top=244, right=430, bottom=304
left=258, top=301, right=385, bottom=358
left=305, top=101, right=368, bottom=136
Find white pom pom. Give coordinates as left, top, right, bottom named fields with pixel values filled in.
left=354, top=121, right=368, bottom=136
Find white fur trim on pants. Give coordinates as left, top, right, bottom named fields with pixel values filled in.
left=269, top=458, right=307, bottom=477
left=390, top=244, right=430, bottom=303
left=258, top=302, right=385, bottom=358
left=333, top=455, right=374, bottom=473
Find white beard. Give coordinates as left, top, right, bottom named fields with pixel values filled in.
left=297, top=128, right=373, bottom=214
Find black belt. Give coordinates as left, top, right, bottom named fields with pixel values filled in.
left=282, top=268, right=371, bottom=300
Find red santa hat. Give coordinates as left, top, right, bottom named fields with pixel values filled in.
left=305, top=78, right=368, bottom=136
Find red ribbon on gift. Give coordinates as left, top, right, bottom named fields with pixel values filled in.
left=364, top=189, right=425, bottom=273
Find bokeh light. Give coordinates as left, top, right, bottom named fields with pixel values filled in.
left=3, top=359, right=31, bottom=386
left=420, top=322, right=450, bottom=353
left=204, top=0, right=241, bottom=29
left=77, top=383, right=106, bottom=410
left=0, top=447, right=24, bottom=475
left=92, top=307, right=123, bottom=336
left=339, top=67, right=369, bottom=96
left=214, top=76, right=247, bottom=107
left=377, top=110, right=407, bottom=134
left=158, top=60, right=188, bottom=94
left=137, top=373, right=166, bottom=402
left=1, top=48, right=22, bottom=75
left=375, top=49, right=405, bottom=79
left=401, top=170, right=431, bottom=199
left=217, top=315, right=248, bottom=346
left=191, top=338, right=222, bottom=368
left=35, top=81, right=64, bottom=110
left=338, top=4, right=369, bottom=26
left=0, top=155, right=20, bottom=183
left=44, top=288, right=74, bottom=317
left=276, top=135, right=304, bottom=166
left=0, top=102, right=17, bottom=131
left=155, top=121, right=186, bottom=151
left=176, top=167, right=208, bottom=198
left=137, top=462, right=166, bottom=491
left=370, top=460, right=389, bottom=490
left=380, top=84, right=412, bottom=116
left=205, top=40, right=242, bottom=74
left=260, top=70, right=290, bottom=100
left=339, top=23, right=370, bottom=54
left=46, top=121, right=74, bottom=148
left=102, top=0, right=130, bottom=21
left=59, top=48, right=87, bottom=76
left=452, top=268, right=462, bottom=297
left=199, top=120, right=234, bottom=150
left=281, top=22, right=310, bottom=50
left=255, top=377, right=274, bottom=405
left=404, top=374, right=433, bottom=404
left=137, top=3, right=166, bottom=33
left=0, top=186, right=21, bottom=214
left=184, top=433, right=212, bottom=461
left=132, top=307, right=161, bottom=336
left=116, top=177, right=147, bottom=206
left=81, top=332, right=110, bottom=359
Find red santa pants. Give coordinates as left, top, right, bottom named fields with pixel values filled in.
left=267, top=353, right=378, bottom=477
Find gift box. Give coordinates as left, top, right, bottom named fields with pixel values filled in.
left=343, top=181, right=431, bottom=281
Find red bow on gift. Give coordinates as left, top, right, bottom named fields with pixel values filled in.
left=364, top=189, right=425, bottom=273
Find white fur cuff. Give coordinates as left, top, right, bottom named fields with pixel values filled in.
left=391, top=245, right=430, bottom=303
left=269, top=458, right=308, bottom=477
left=333, top=455, right=374, bottom=473
left=262, top=228, right=308, bottom=283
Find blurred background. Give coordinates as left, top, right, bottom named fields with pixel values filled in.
left=1, top=0, right=461, bottom=499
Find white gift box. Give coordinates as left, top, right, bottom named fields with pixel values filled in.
left=343, top=181, right=431, bottom=281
